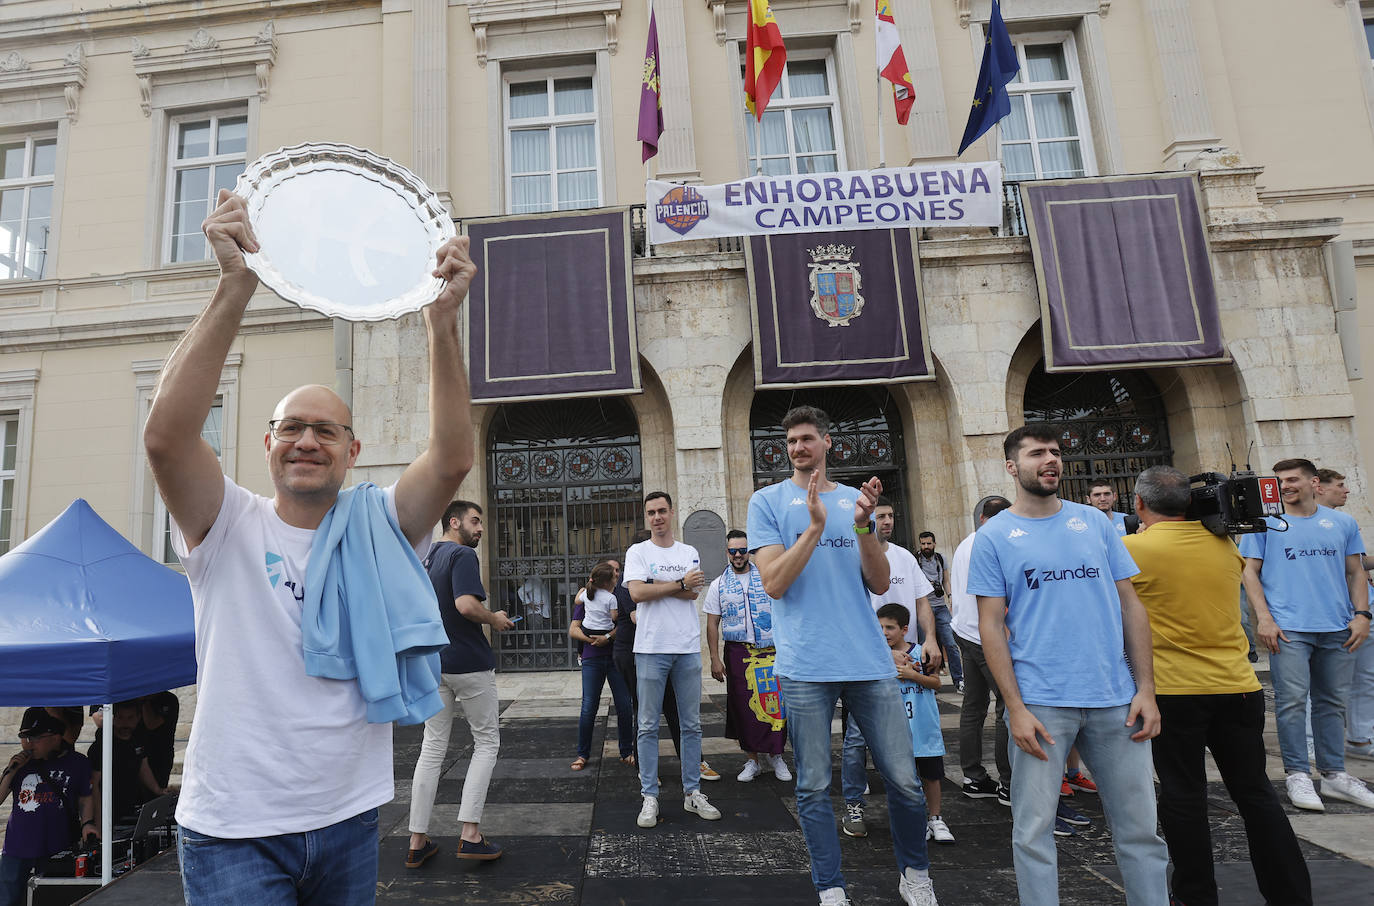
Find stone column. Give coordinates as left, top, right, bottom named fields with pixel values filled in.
left=652, top=0, right=700, bottom=182
left=412, top=0, right=449, bottom=203
left=1143, top=0, right=1221, bottom=168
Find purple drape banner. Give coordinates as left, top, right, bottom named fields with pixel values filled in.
left=1021, top=173, right=1229, bottom=371
left=463, top=209, right=639, bottom=403
left=746, top=228, right=932, bottom=388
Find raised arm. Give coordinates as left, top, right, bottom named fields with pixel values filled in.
left=392, top=239, right=478, bottom=547
left=144, top=191, right=261, bottom=549
left=854, top=477, right=890, bottom=595
left=754, top=472, right=827, bottom=599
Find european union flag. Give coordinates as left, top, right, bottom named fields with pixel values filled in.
left=957, top=0, right=1020, bottom=155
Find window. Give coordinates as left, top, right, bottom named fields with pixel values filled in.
left=165, top=111, right=248, bottom=263
left=0, top=414, right=17, bottom=554
left=742, top=55, right=844, bottom=176
left=0, top=133, right=57, bottom=280
left=1001, top=39, right=1095, bottom=181
left=154, top=400, right=223, bottom=564
left=1365, top=17, right=1374, bottom=61
left=504, top=71, right=602, bottom=214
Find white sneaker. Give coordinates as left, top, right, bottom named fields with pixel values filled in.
left=1321, top=771, right=1374, bottom=808
left=926, top=815, right=955, bottom=844
left=737, top=759, right=763, bottom=782
left=636, top=795, right=659, bottom=828
left=769, top=753, right=793, bottom=781
left=898, top=869, right=939, bottom=906
left=684, top=789, right=722, bottom=820
left=1285, top=772, right=1324, bottom=811
left=818, top=888, right=852, bottom=906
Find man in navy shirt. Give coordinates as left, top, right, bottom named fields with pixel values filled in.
left=406, top=500, right=514, bottom=867
left=1240, top=458, right=1373, bottom=811
left=968, top=424, right=1167, bottom=906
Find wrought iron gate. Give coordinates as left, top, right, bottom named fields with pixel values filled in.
left=487, top=397, right=643, bottom=671
left=749, top=387, right=912, bottom=549
left=1023, top=361, right=1173, bottom=511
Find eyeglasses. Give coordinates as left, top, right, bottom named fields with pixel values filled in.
left=268, top=418, right=354, bottom=445
left=727, top=548, right=749, bottom=555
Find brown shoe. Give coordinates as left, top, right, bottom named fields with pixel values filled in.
left=405, top=838, right=438, bottom=869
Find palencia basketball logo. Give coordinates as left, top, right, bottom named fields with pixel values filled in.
left=655, top=185, right=709, bottom=236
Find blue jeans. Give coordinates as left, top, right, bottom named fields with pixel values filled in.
left=178, top=808, right=379, bottom=905
left=1269, top=629, right=1356, bottom=773
left=840, top=713, right=868, bottom=804
left=1346, top=634, right=1374, bottom=746
left=781, top=676, right=929, bottom=894
left=931, top=605, right=963, bottom=685
left=579, top=654, right=636, bottom=759
left=1009, top=704, right=1167, bottom=906
left=635, top=652, right=702, bottom=798
left=0, top=854, right=38, bottom=906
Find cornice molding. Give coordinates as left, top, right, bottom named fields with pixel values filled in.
left=132, top=26, right=277, bottom=115
left=0, top=0, right=374, bottom=43
left=0, top=45, right=87, bottom=122
left=466, top=0, right=623, bottom=67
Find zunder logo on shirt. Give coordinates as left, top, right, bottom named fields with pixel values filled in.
left=1284, top=547, right=1338, bottom=560
left=1023, top=564, right=1101, bottom=590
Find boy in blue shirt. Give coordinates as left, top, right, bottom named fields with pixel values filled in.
left=877, top=603, right=954, bottom=846
left=968, top=424, right=1167, bottom=906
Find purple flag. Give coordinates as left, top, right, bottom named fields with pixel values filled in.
left=1021, top=173, right=1229, bottom=371
left=746, top=229, right=933, bottom=388
left=463, top=210, right=640, bottom=403
left=638, top=9, right=664, bottom=163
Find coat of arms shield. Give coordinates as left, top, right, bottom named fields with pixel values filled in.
left=807, top=243, right=865, bottom=327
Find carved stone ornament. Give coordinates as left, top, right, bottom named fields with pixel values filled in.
left=958, top=0, right=971, bottom=28
left=64, top=44, right=86, bottom=67
left=131, top=37, right=151, bottom=59
left=605, top=10, right=618, bottom=54
left=256, top=21, right=276, bottom=45
left=474, top=24, right=488, bottom=67
left=64, top=84, right=80, bottom=121
left=1099, top=1, right=1111, bottom=14
left=186, top=28, right=219, bottom=53
left=138, top=74, right=152, bottom=116
left=849, top=0, right=861, bottom=33
left=713, top=1, right=726, bottom=45
left=0, top=52, right=30, bottom=73
left=256, top=62, right=271, bottom=100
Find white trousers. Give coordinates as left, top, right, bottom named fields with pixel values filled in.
left=408, top=669, right=501, bottom=832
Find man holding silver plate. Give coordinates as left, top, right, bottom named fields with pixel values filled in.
left=145, top=163, right=476, bottom=905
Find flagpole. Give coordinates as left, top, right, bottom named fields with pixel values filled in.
left=876, top=69, right=886, bottom=169
left=753, top=114, right=764, bottom=176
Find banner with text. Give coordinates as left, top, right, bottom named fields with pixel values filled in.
left=647, top=162, right=1002, bottom=244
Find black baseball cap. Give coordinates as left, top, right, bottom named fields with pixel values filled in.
left=18, top=707, right=67, bottom=738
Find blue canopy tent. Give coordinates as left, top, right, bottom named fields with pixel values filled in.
left=0, top=498, right=196, bottom=886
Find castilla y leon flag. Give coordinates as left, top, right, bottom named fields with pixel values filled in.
left=745, top=0, right=786, bottom=120
left=638, top=8, right=664, bottom=163
left=875, top=0, right=914, bottom=125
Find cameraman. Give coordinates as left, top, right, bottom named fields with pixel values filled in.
left=1124, top=467, right=1310, bottom=906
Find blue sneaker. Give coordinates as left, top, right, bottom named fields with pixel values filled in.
left=1056, top=801, right=1090, bottom=827
left=1053, top=817, right=1076, bottom=837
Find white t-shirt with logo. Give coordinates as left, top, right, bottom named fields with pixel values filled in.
left=869, top=542, right=934, bottom=645
left=623, top=538, right=702, bottom=654
left=171, top=476, right=412, bottom=838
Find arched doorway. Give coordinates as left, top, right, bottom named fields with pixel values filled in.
left=749, top=387, right=911, bottom=548
left=1023, top=361, right=1173, bottom=511
left=486, top=396, right=643, bottom=671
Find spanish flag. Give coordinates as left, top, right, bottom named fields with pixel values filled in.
left=744, top=0, right=786, bottom=120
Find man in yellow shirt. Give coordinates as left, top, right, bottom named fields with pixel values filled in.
left=1124, top=466, right=1311, bottom=906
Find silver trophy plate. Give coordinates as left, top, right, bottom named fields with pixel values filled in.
left=235, top=143, right=455, bottom=321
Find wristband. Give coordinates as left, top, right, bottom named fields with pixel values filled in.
left=679, top=579, right=687, bottom=591
left=1355, top=611, right=1372, bottom=621
left=853, top=521, right=875, bottom=535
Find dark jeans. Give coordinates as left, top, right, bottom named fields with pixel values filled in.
left=1153, top=692, right=1312, bottom=906
left=931, top=605, right=963, bottom=685
left=0, top=854, right=37, bottom=906
left=578, top=654, right=635, bottom=759
left=956, top=635, right=1010, bottom=785
left=615, top=649, right=680, bottom=754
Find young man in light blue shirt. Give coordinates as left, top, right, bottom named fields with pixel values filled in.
left=968, top=424, right=1167, bottom=906
left=1240, top=458, right=1373, bottom=811
left=1088, top=479, right=1129, bottom=537
left=748, top=406, right=938, bottom=906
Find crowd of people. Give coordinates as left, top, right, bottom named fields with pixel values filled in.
left=6, top=192, right=1373, bottom=906
left=0, top=694, right=180, bottom=905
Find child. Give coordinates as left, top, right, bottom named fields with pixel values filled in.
left=876, top=603, right=954, bottom=844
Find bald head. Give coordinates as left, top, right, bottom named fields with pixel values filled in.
left=272, top=384, right=352, bottom=425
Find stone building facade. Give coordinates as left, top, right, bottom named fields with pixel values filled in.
left=0, top=0, right=1371, bottom=678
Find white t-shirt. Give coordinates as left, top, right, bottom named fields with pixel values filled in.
left=869, top=542, right=934, bottom=645
left=623, top=538, right=702, bottom=654
left=582, top=588, right=617, bottom=632
left=950, top=530, right=981, bottom=644
left=171, top=476, right=412, bottom=838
